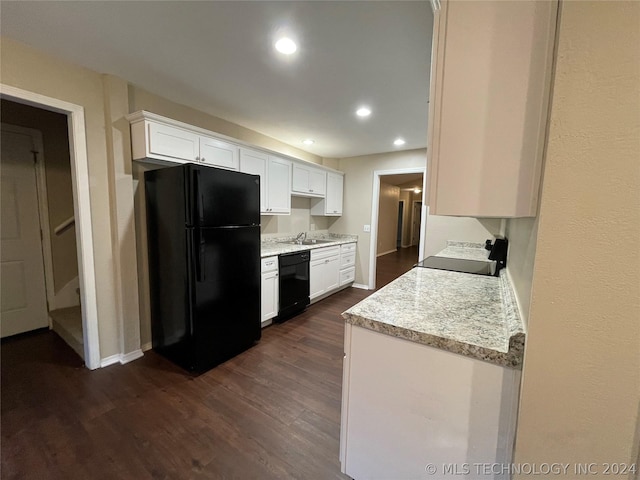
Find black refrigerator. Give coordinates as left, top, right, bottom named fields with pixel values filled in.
left=145, top=163, right=261, bottom=372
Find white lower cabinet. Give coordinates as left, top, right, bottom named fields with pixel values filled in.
left=260, top=257, right=279, bottom=326
left=339, top=243, right=356, bottom=287
left=310, top=246, right=341, bottom=301
left=340, top=324, right=521, bottom=479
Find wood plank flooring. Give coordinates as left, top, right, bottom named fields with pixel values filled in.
left=375, top=246, right=419, bottom=289
left=2, top=252, right=411, bottom=479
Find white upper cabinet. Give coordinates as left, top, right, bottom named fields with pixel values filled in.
left=199, top=136, right=239, bottom=170
left=292, top=163, right=326, bottom=197
left=239, top=148, right=291, bottom=215
left=311, top=172, right=344, bottom=216
left=239, top=148, right=268, bottom=212
left=427, top=0, right=558, bottom=217
left=128, top=111, right=342, bottom=218
left=130, top=112, right=239, bottom=170
left=147, top=122, right=199, bottom=162
left=267, top=156, right=292, bottom=215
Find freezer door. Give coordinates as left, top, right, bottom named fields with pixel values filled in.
left=190, top=225, right=261, bottom=370
left=189, top=165, right=260, bottom=227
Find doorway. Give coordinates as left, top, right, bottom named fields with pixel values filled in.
left=1, top=103, right=84, bottom=359
left=371, top=169, right=426, bottom=289
left=1, top=85, right=101, bottom=369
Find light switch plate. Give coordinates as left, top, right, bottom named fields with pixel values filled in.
left=363, top=224, right=371, bottom=232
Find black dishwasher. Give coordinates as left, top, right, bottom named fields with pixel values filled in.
left=276, top=251, right=310, bottom=322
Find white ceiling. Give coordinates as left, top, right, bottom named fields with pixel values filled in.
left=1, top=1, right=433, bottom=159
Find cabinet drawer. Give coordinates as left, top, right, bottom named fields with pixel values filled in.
left=341, top=242, right=357, bottom=254
left=261, top=256, right=278, bottom=273
left=311, top=246, right=340, bottom=261
left=340, top=252, right=356, bottom=269
left=340, top=266, right=355, bottom=286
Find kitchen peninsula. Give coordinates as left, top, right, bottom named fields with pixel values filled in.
left=339, top=244, right=525, bottom=480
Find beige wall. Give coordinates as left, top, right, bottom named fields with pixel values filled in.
left=514, top=1, right=640, bottom=473
left=377, top=182, right=400, bottom=256
left=398, top=180, right=423, bottom=248
left=261, top=197, right=330, bottom=236
left=331, top=149, right=426, bottom=286
left=423, top=213, right=502, bottom=257
left=1, top=99, right=78, bottom=293
left=1, top=37, right=121, bottom=358
left=504, top=217, right=538, bottom=326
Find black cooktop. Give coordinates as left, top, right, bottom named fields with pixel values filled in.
left=414, top=256, right=496, bottom=276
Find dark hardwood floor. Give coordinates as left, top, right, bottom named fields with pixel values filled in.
left=375, top=245, right=419, bottom=289
left=1, top=252, right=414, bottom=479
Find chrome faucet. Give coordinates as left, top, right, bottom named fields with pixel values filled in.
left=295, top=232, right=307, bottom=244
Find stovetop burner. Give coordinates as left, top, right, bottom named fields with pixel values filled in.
left=414, top=256, right=496, bottom=276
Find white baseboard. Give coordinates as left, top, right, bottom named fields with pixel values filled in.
left=100, top=354, right=121, bottom=368
left=121, top=349, right=144, bottom=364
left=352, top=283, right=370, bottom=290
left=141, top=341, right=153, bottom=352
left=100, top=349, right=144, bottom=368
left=51, top=276, right=80, bottom=310
left=376, top=249, right=397, bottom=257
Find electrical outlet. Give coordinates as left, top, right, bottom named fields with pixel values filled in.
left=310, top=224, right=316, bottom=231
left=363, top=224, right=371, bottom=232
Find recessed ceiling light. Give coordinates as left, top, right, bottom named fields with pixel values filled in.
left=275, top=37, right=297, bottom=55
left=303, top=139, right=315, bottom=145
left=394, top=138, right=406, bottom=146
left=356, top=106, right=371, bottom=118
left=414, top=188, right=422, bottom=194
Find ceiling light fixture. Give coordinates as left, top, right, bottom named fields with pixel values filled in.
left=356, top=106, right=371, bottom=118
left=394, top=138, right=406, bottom=146
left=303, top=139, right=315, bottom=145
left=275, top=37, right=297, bottom=55
left=414, top=188, right=422, bottom=194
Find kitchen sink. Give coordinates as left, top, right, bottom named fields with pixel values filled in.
left=278, top=239, right=335, bottom=246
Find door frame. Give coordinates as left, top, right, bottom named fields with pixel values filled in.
left=411, top=200, right=423, bottom=247
left=368, top=167, right=427, bottom=290
left=1, top=84, right=101, bottom=370
left=1, top=123, right=56, bottom=320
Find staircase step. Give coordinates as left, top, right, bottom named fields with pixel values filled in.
left=50, top=306, right=84, bottom=360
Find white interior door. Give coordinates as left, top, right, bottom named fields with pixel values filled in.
left=1, top=128, right=49, bottom=337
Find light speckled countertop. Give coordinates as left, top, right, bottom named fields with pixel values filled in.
left=261, top=233, right=357, bottom=258
left=436, top=241, right=493, bottom=263
left=342, top=244, right=525, bottom=368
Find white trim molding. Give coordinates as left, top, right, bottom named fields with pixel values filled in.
left=352, top=283, right=370, bottom=290
left=1, top=84, right=101, bottom=370
left=368, top=167, right=427, bottom=290
left=100, top=350, right=144, bottom=368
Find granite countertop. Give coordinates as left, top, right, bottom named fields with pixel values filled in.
left=261, top=233, right=357, bottom=258
left=342, top=245, right=525, bottom=369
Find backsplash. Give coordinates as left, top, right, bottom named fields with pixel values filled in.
left=260, top=196, right=333, bottom=235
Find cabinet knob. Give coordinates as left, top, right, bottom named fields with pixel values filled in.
left=201, top=157, right=206, bottom=162
left=195, top=156, right=200, bottom=161
left=275, top=273, right=278, bottom=277
left=310, top=189, right=314, bottom=192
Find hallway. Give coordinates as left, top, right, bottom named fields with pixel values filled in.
left=375, top=245, right=419, bottom=290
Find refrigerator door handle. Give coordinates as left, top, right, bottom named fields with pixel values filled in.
left=193, top=169, right=204, bottom=226
left=194, top=228, right=206, bottom=282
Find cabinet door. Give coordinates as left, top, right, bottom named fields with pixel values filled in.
left=309, top=258, right=326, bottom=301
left=199, top=136, right=239, bottom=171
left=148, top=122, right=199, bottom=162
left=292, top=164, right=326, bottom=197
left=240, top=148, right=268, bottom=213
left=325, top=255, right=341, bottom=292
left=267, top=157, right=292, bottom=214
left=261, top=270, right=278, bottom=323
left=309, top=169, right=327, bottom=196
left=325, top=172, right=344, bottom=215
left=292, top=164, right=311, bottom=194
left=427, top=0, right=557, bottom=217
